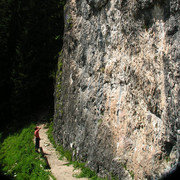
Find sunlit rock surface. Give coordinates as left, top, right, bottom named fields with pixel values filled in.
left=54, top=0, right=180, bottom=179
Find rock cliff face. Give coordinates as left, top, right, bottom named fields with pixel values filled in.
left=54, top=0, right=180, bottom=179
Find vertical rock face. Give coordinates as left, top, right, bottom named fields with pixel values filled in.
left=54, top=0, right=180, bottom=179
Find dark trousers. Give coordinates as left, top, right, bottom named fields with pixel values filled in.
left=35, top=138, right=40, bottom=149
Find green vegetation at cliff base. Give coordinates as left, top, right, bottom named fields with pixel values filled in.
left=47, top=122, right=117, bottom=180
left=0, top=124, right=53, bottom=180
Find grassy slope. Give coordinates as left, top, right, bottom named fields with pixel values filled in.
left=0, top=124, right=51, bottom=180
left=0, top=122, right=117, bottom=180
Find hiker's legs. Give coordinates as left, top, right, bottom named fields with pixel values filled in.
left=35, top=138, right=40, bottom=152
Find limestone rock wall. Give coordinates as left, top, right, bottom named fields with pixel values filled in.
left=54, top=0, right=180, bottom=179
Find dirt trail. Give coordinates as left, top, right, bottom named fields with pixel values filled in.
left=37, top=124, right=88, bottom=180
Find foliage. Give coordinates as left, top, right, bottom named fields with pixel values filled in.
left=0, top=0, right=65, bottom=128
left=0, top=124, right=51, bottom=179
left=55, top=50, right=63, bottom=100
left=165, top=155, right=171, bottom=162
left=129, top=170, right=134, bottom=179
left=74, top=163, right=101, bottom=179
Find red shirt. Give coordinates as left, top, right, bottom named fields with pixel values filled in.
left=34, top=129, right=40, bottom=138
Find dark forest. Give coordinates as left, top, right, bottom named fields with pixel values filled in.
left=0, top=0, right=65, bottom=130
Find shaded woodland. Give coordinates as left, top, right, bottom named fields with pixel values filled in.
left=0, top=0, right=65, bottom=130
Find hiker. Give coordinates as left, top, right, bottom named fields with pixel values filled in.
left=34, top=126, right=41, bottom=152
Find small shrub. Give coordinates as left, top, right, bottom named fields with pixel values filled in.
left=165, top=155, right=171, bottom=162
left=129, top=170, right=134, bottom=179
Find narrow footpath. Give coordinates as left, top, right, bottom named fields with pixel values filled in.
left=38, top=124, right=88, bottom=180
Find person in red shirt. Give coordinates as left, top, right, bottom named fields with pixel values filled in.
left=34, top=126, right=41, bottom=152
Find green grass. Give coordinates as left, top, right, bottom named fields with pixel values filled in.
left=74, top=163, right=102, bottom=180
left=0, top=124, right=51, bottom=180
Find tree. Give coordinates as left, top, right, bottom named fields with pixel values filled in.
left=0, top=0, right=65, bottom=128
